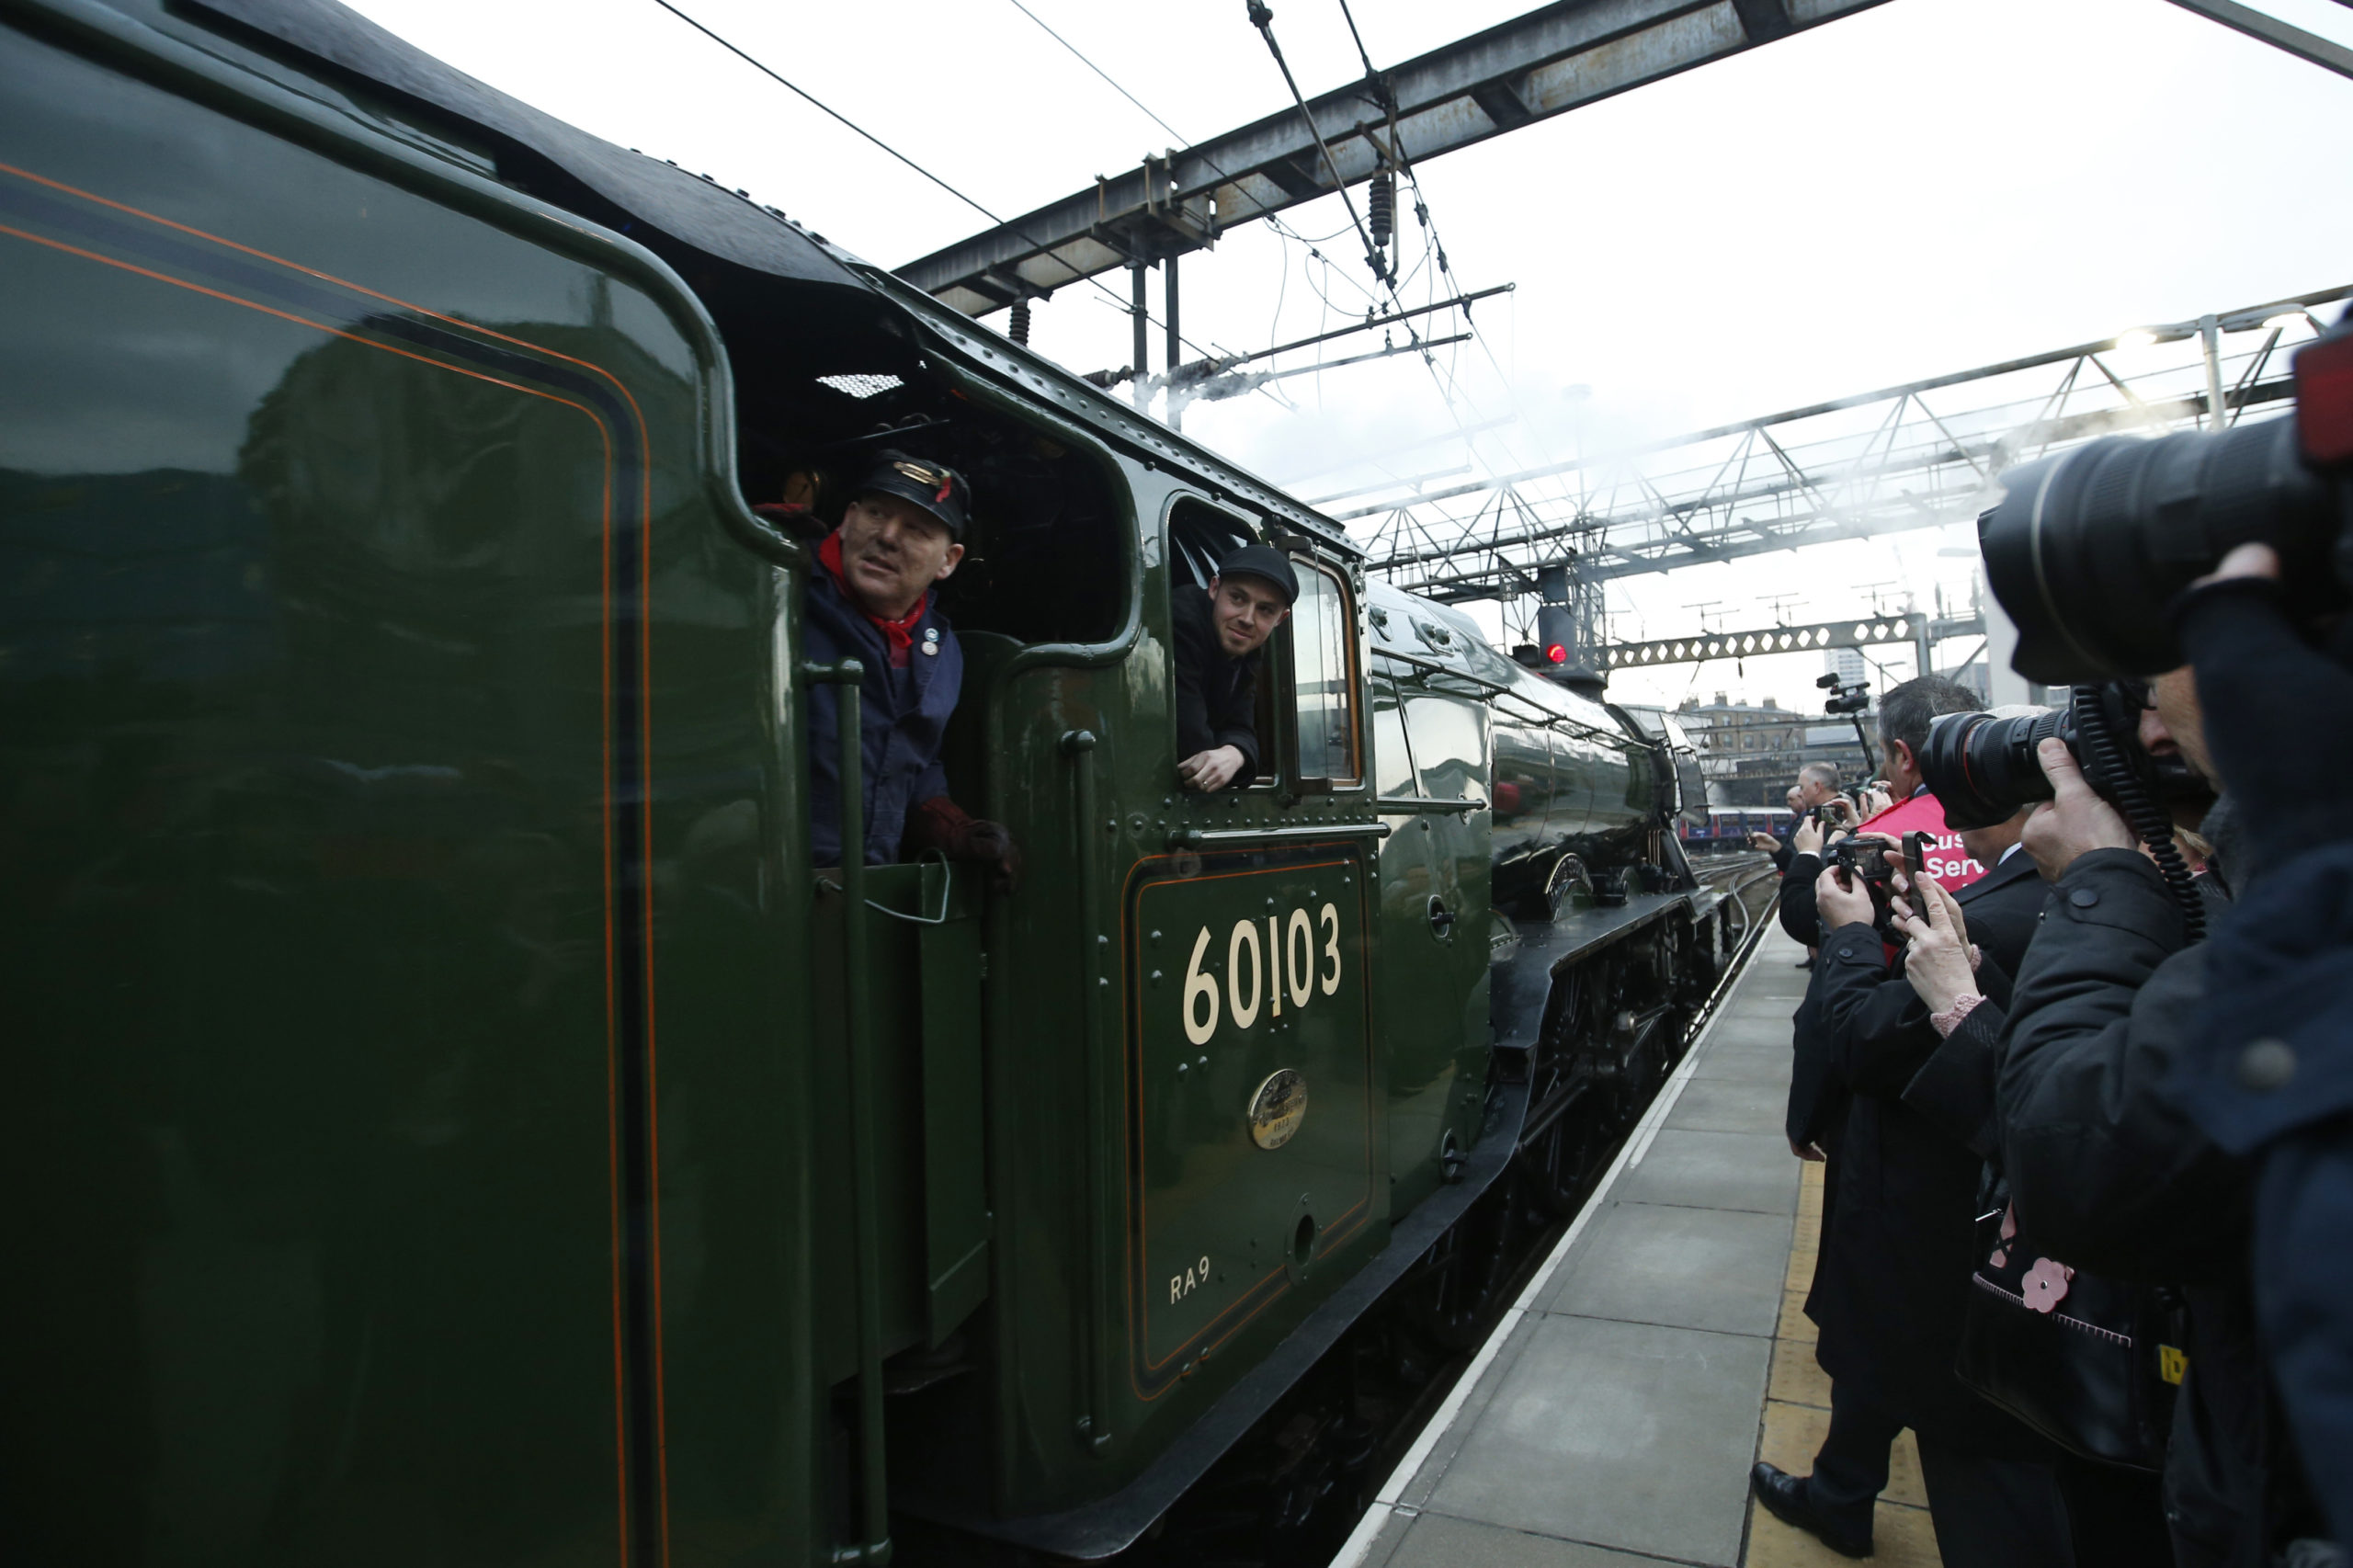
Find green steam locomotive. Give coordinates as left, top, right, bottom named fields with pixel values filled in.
left=0, top=2, right=1749, bottom=1562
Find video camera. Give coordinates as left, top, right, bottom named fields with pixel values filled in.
left=1978, top=321, right=2352, bottom=683
left=1817, top=670, right=1870, bottom=715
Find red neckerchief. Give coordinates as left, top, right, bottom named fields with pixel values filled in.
left=819, top=529, right=926, bottom=669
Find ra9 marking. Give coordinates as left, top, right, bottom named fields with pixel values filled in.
left=1180, top=903, right=1342, bottom=1047
left=1170, top=1254, right=1212, bottom=1303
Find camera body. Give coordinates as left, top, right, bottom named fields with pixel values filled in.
left=1828, top=831, right=1930, bottom=940
left=1979, top=324, right=2353, bottom=682
left=1918, top=686, right=2215, bottom=939
left=1918, top=685, right=2212, bottom=832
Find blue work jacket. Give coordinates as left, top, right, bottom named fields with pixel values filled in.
left=803, top=568, right=963, bottom=867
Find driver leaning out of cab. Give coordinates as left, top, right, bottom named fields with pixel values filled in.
left=1172, top=543, right=1297, bottom=792
left=804, top=450, right=1018, bottom=889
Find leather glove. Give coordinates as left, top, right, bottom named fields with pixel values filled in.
left=907, top=795, right=1020, bottom=893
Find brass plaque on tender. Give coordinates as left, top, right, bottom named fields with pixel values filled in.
left=1247, top=1069, right=1308, bottom=1150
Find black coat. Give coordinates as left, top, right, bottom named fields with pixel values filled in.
left=1995, top=845, right=2298, bottom=1568
left=1779, top=847, right=1824, bottom=949
left=1804, top=849, right=2052, bottom=1451
left=1779, top=849, right=1847, bottom=1162
left=2172, top=839, right=2353, bottom=1550
left=1170, top=586, right=1261, bottom=778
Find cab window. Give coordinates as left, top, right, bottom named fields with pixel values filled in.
left=1288, top=562, right=1360, bottom=788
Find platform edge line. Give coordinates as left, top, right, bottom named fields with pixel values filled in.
left=1329, top=931, right=1782, bottom=1568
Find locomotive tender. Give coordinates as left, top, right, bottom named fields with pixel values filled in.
left=0, top=1, right=1744, bottom=1561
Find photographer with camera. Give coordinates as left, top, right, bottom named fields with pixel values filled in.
left=1778, top=674, right=1960, bottom=956
left=1964, top=321, right=2353, bottom=1565
left=1986, top=673, right=2319, bottom=1568
left=1754, top=697, right=2071, bottom=1567
left=1783, top=676, right=1978, bottom=1128
left=2164, top=539, right=2353, bottom=1547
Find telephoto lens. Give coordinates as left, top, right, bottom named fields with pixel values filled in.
left=1918, top=709, right=2072, bottom=830
left=1979, top=415, right=2341, bottom=682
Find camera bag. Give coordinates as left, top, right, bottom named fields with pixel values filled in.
left=1955, top=1200, right=2187, bottom=1472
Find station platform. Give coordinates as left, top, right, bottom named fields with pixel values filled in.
left=1336, top=924, right=1943, bottom=1568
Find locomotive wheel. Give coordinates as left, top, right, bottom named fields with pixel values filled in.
left=1516, top=962, right=1612, bottom=1214
left=1403, top=1182, right=1519, bottom=1352
left=1605, top=1015, right=1667, bottom=1131
left=1518, top=1088, right=1608, bottom=1216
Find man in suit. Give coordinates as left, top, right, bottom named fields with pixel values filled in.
left=1753, top=785, right=2065, bottom=1564
left=1752, top=784, right=1809, bottom=870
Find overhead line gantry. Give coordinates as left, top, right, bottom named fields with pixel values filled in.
left=895, top=0, right=1892, bottom=318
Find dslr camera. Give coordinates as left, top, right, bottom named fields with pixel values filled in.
left=1918, top=684, right=2215, bottom=936
left=1828, top=831, right=1930, bottom=940
left=1978, top=320, right=2352, bottom=682
left=1919, top=685, right=2213, bottom=832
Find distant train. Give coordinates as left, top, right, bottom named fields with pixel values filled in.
left=1682, top=805, right=1797, bottom=851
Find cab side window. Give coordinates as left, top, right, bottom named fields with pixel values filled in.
left=1288, top=563, right=1360, bottom=788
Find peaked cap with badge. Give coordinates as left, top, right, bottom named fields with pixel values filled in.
left=856, top=449, right=970, bottom=540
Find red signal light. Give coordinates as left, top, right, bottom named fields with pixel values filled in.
left=1544, top=642, right=1568, bottom=664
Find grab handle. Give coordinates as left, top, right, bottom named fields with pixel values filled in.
left=805, top=659, right=892, bottom=1565
left=1062, top=729, right=1113, bottom=1457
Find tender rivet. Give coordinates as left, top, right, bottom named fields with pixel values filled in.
left=2236, top=1038, right=2297, bottom=1092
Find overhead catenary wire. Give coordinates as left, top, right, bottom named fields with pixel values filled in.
left=1242, top=1, right=1525, bottom=453
left=995, top=0, right=1399, bottom=334
left=1245, top=1, right=1392, bottom=290
left=991, top=0, right=1432, bottom=408
left=1335, top=0, right=1553, bottom=478
left=992, top=0, right=1508, bottom=437
left=648, top=0, right=1277, bottom=403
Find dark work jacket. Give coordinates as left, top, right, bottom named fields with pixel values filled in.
left=1170, top=585, right=1260, bottom=778
left=1804, top=848, right=2052, bottom=1452
left=1782, top=849, right=1844, bottom=1156
left=1996, top=844, right=2301, bottom=1568
left=2174, top=840, right=2353, bottom=1549
left=1779, top=848, right=1824, bottom=949
left=803, top=567, right=962, bottom=867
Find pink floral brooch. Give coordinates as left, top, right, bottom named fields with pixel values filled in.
left=2023, top=1257, right=2075, bottom=1313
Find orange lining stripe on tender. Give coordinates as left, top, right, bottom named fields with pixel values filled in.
left=0, top=207, right=642, bottom=1568
left=0, top=159, right=658, bottom=447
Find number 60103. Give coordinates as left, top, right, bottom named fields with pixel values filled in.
left=1181, top=904, right=1342, bottom=1047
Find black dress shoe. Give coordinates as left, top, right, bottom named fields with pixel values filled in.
left=1795, top=957, right=1815, bottom=970
left=1749, top=1461, right=1872, bottom=1558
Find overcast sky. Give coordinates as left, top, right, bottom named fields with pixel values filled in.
left=345, top=0, right=2353, bottom=711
